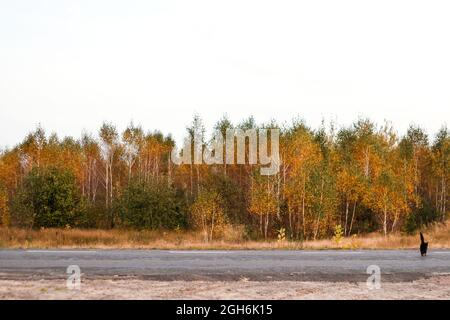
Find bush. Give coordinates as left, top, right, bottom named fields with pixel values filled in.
left=117, top=179, right=186, bottom=230
left=203, top=174, right=247, bottom=225
left=11, top=166, right=84, bottom=228
left=403, top=199, right=440, bottom=234
left=191, top=189, right=227, bottom=242
left=332, top=224, right=344, bottom=245
left=277, top=227, right=286, bottom=242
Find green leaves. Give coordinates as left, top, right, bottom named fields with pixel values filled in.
left=117, top=179, right=186, bottom=230
left=12, top=167, right=82, bottom=228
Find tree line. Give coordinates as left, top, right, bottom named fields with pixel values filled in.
left=0, top=116, right=448, bottom=241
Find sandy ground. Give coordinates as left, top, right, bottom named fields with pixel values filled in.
left=1, top=276, right=450, bottom=300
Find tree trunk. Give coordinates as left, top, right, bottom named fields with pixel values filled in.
left=265, top=212, right=269, bottom=240
left=314, top=214, right=320, bottom=240
left=196, top=166, right=200, bottom=194
left=288, top=206, right=293, bottom=239
left=276, top=175, right=281, bottom=219
left=105, top=163, right=109, bottom=207
left=344, top=199, right=349, bottom=237
left=302, top=176, right=306, bottom=239
left=349, top=201, right=357, bottom=236
left=260, top=214, right=263, bottom=238
left=190, top=164, right=193, bottom=198
left=314, top=177, right=324, bottom=240
left=391, top=214, right=398, bottom=232
left=442, top=175, right=446, bottom=220
left=110, top=161, right=113, bottom=205
left=210, top=210, right=215, bottom=242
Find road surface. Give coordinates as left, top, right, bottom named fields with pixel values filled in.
left=1, top=249, right=450, bottom=282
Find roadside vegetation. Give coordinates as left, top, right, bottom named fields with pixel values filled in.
left=0, top=116, right=448, bottom=246
left=1, top=220, right=449, bottom=250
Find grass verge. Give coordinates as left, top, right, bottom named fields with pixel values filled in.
left=1, top=221, right=449, bottom=250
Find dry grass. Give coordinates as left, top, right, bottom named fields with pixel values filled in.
left=1, top=221, right=449, bottom=250
left=304, top=221, right=450, bottom=250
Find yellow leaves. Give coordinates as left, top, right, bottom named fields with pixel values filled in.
left=248, top=178, right=278, bottom=217
left=336, top=169, right=361, bottom=201
left=0, top=188, right=9, bottom=227
left=0, top=152, right=20, bottom=190
left=0, top=119, right=447, bottom=237
left=283, top=131, right=322, bottom=202
left=191, top=190, right=226, bottom=241
left=286, top=131, right=322, bottom=176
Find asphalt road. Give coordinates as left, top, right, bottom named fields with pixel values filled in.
left=1, top=249, right=450, bottom=282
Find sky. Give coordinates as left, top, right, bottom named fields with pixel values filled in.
left=0, top=0, right=449, bottom=148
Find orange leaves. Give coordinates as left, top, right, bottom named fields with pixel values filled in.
left=0, top=186, right=9, bottom=226
left=248, top=177, right=277, bottom=218
left=0, top=118, right=447, bottom=237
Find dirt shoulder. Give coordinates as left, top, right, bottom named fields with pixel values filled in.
left=1, top=276, right=450, bottom=300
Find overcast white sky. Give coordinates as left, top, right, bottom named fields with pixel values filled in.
left=0, top=0, right=449, bottom=147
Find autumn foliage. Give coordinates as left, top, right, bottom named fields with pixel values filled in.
left=0, top=116, right=448, bottom=241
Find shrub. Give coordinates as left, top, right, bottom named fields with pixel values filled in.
left=11, top=166, right=84, bottom=228
left=191, top=189, right=227, bottom=242
left=277, top=227, right=286, bottom=242
left=117, top=179, right=186, bottom=230
left=332, top=224, right=344, bottom=245
left=403, top=199, right=440, bottom=234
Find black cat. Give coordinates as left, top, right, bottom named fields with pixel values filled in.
left=420, top=232, right=428, bottom=257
